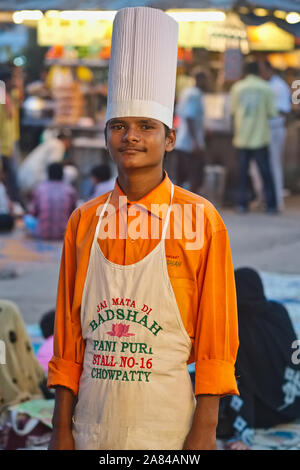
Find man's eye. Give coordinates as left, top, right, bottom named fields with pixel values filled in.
left=111, top=124, right=124, bottom=130
left=141, top=125, right=153, bottom=130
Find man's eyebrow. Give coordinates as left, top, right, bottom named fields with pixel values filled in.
left=137, top=119, right=158, bottom=124
left=108, top=119, right=126, bottom=125
left=108, top=118, right=158, bottom=125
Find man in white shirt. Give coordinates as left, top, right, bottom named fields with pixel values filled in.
left=175, top=69, right=206, bottom=194
left=260, top=61, right=291, bottom=211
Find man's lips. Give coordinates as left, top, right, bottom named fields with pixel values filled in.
left=119, top=147, right=146, bottom=153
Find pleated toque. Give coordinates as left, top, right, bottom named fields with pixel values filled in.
left=106, top=7, right=179, bottom=129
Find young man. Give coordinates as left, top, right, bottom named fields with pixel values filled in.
left=230, top=60, right=278, bottom=214
left=48, top=7, right=239, bottom=450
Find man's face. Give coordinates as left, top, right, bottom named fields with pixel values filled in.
left=106, top=117, right=175, bottom=171
left=259, top=62, right=272, bottom=81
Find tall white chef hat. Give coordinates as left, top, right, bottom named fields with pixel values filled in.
left=106, top=7, right=179, bottom=129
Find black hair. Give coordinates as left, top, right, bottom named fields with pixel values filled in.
left=263, top=60, right=273, bottom=72
left=91, top=164, right=111, bottom=182
left=40, top=310, right=55, bottom=339
left=47, top=162, right=63, bottom=181
left=244, top=61, right=260, bottom=76
left=0, top=66, right=12, bottom=84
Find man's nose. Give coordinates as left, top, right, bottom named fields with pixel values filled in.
left=122, top=126, right=140, bottom=142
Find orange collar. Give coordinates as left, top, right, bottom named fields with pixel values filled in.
left=109, top=171, right=172, bottom=220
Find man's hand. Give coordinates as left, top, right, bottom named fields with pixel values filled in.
left=48, top=386, right=76, bottom=450
left=183, top=430, right=217, bottom=450
left=182, top=395, right=220, bottom=450
left=49, top=425, right=75, bottom=450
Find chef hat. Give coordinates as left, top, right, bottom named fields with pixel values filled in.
left=106, top=7, right=178, bottom=129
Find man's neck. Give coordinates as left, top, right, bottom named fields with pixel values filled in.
left=117, top=166, right=164, bottom=201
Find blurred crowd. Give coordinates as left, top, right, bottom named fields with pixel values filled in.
left=172, top=58, right=291, bottom=214
left=0, top=63, right=115, bottom=240
left=0, top=57, right=293, bottom=242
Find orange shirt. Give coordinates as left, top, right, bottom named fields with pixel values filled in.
left=48, top=173, right=239, bottom=397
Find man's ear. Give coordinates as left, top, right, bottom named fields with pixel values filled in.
left=165, top=129, right=176, bottom=153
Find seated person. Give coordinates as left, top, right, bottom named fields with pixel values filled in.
left=217, top=267, right=300, bottom=450
left=18, top=130, right=71, bottom=197
left=24, top=162, right=77, bottom=240
left=0, top=300, right=46, bottom=414
left=37, top=310, right=55, bottom=375
left=89, top=163, right=115, bottom=199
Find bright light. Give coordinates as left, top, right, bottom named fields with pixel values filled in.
left=13, top=10, right=43, bottom=24
left=166, top=10, right=226, bottom=22
left=253, top=8, right=269, bottom=17
left=45, top=10, right=60, bottom=19
left=286, top=12, right=300, bottom=24
left=273, top=10, right=286, bottom=19
left=13, top=56, right=26, bottom=67
left=58, top=10, right=117, bottom=21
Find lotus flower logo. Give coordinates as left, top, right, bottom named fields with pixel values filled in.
left=107, top=323, right=135, bottom=338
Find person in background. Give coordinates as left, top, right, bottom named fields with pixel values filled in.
left=18, top=130, right=71, bottom=199
left=217, top=267, right=300, bottom=450
left=62, top=161, right=79, bottom=189
left=89, top=164, right=115, bottom=199
left=0, top=170, right=14, bottom=232
left=0, top=66, right=24, bottom=211
left=37, top=310, right=55, bottom=377
left=230, top=60, right=278, bottom=214
left=0, top=300, right=46, bottom=414
left=260, top=60, right=291, bottom=212
left=24, top=162, right=77, bottom=240
left=175, top=68, right=207, bottom=194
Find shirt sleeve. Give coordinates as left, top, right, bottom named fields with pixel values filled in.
left=47, top=210, right=85, bottom=395
left=194, top=228, right=239, bottom=397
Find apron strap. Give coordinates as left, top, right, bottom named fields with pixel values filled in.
left=161, top=182, right=174, bottom=241
left=93, top=192, right=113, bottom=244
left=94, top=182, right=174, bottom=244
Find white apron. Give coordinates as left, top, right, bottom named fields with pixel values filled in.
left=73, top=183, right=195, bottom=450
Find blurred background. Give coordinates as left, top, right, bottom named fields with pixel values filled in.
left=0, top=0, right=300, bottom=451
